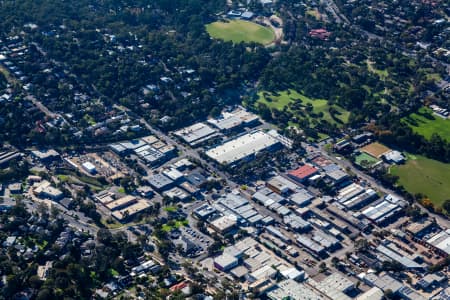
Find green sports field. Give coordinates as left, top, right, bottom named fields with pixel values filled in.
left=257, top=89, right=350, bottom=126
left=206, top=20, right=275, bottom=45
left=390, top=154, right=450, bottom=207
left=354, top=152, right=380, bottom=169
left=403, top=107, right=450, bottom=142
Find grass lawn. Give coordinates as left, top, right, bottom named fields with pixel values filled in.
left=163, top=205, right=178, bottom=213
left=83, top=114, right=96, bottom=125
left=307, top=132, right=329, bottom=142
left=425, top=73, right=442, bottom=81
left=57, top=174, right=69, bottom=182
left=161, top=224, right=172, bottom=232
left=56, top=170, right=107, bottom=192
left=206, top=20, right=275, bottom=45
left=37, top=240, right=48, bottom=250
left=354, top=152, right=380, bottom=169
left=257, top=89, right=350, bottom=126
left=366, top=60, right=388, bottom=80
left=390, top=154, right=450, bottom=207
left=403, top=107, right=450, bottom=142
left=306, top=9, right=321, bottom=20
left=101, top=218, right=124, bottom=229
left=175, top=219, right=189, bottom=227
left=161, top=220, right=188, bottom=232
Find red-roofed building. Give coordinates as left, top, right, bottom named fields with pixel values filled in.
left=309, top=29, right=331, bottom=40
left=170, top=281, right=188, bottom=292
left=288, top=165, right=319, bottom=183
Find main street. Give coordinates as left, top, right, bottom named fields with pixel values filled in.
left=113, top=104, right=238, bottom=189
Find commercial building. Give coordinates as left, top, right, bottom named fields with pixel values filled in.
left=210, top=215, right=237, bottom=234
left=82, top=161, right=97, bottom=174
left=31, top=149, right=60, bottom=163
left=416, top=273, right=446, bottom=290
left=266, top=175, right=300, bottom=195
left=288, top=165, right=319, bottom=183
left=172, top=158, right=194, bottom=171
left=383, top=150, right=406, bottom=164
left=130, top=259, right=160, bottom=276
left=193, top=204, right=217, bottom=220
left=33, top=180, right=64, bottom=201
left=405, top=220, right=434, bottom=238
left=216, top=237, right=302, bottom=293
left=135, top=145, right=166, bottom=165
left=162, top=168, right=184, bottom=182
left=425, top=229, right=450, bottom=256
left=362, top=200, right=402, bottom=225
left=352, top=132, right=374, bottom=146
left=289, top=189, right=315, bottom=207
left=377, top=240, right=424, bottom=270
left=311, top=230, right=340, bottom=251
left=230, top=265, right=248, bottom=280
left=431, top=287, right=450, bottom=300
left=95, top=191, right=116, bottom=205
left=325, top=169, right=349, bottom=185
left=205, top=130, right=282, bottom=166
left=361, top=272, right=402, bottom=293
left=105, top=195, right=138, bottom=211
left=308, top=274, right=353, bottom=300
left=319, top=273, right=355, bottom=293
left=8, top=183, right=22, bottom=194
left=266, top=225, right=291, bottom=243
left=216, top=193, right=263, bottom=224
left=338, top=188, right=378, bottom=210
left=241, top=11, right=255, bottom=20
left=280, top=268, right=305, bottom=281
left=334, top=140, right=353, bottom=153
left=136, top=186, right=154, bottom=198
left=214, top=253, right=239, bottom=271
left=173, top=122, right=221, bottom=147
left=0, top=151, right=22, bottom=167
left=179, top=181, right=200, bottom=196
left=147, top=173, right=174, bottom=191
left=362, top=273, right=426, bottom=300
left=356, top=287, right=383, bottom=300
left=284, top=214, right=311, bottom=232
left=109, top=143, right=128, bottom=156
left=326, top=204, right=370, bottom=232
left=111, top=136, right=176, bottom=165
left=185, top=171, right=207, bottom=187
left=336, top=183, right=365, bottom=203
left=119, top=139, right=146, bottom=151
left=296, top=235, right=325, bottom=256
left=248, top=265, right=277, bottom=283
left=252, top=187, right=286, bottom=207
left=37, top=261, right=53, bottom=280
left=111, top=199, right=151, bottom=222
left=267, top=129, right=293, bottom=149
left=207, top=107, right=260, bottom=133
left=163, top=187, right=190, bottom=202
left=267, top=280, right=326, bottom=300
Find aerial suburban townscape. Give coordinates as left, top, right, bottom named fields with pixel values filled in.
left=0, top=0, right=449, bottom=299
